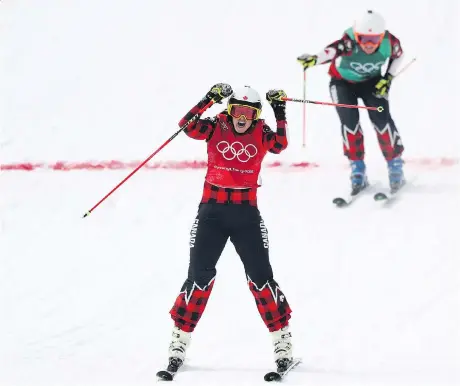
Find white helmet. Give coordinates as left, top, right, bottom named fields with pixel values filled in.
left=353, top=10, right=385, bottom=35
left=227, top=85, right=262, bottom=119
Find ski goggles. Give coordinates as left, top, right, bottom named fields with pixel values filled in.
left=228, top=104, right=261, bottom=120
left=355, top=33, right=383, bottom=46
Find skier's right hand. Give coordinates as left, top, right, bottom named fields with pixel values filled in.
left=205, top=83, right=233, bottom=104
left=297, top=54, right=317, bottom=70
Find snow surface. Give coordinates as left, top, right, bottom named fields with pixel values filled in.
left=1, top=167, right=459, bottom=386
left=1, top=0, right=459, bottom=385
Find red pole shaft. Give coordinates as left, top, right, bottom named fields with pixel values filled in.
left=83, top=99, right=215, bottom=218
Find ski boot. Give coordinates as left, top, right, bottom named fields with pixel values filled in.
left=157, top=326, right=191, bottom=380
left=264, top=325, right=299, bottom=381
left=350, top=160, right=368, bottom=195
left=387, top=156, right=405, bottom=192
left=272, top=325, right=293, bottom=372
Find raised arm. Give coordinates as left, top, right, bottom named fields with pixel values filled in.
left=262, top=90, right=288, bottom=154
left=179, top=83, right=233, bottom=141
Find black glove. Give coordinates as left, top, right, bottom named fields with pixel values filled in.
left=205, top=83, right=233, bottom=104
left=266, top=89, right=287, bottom=120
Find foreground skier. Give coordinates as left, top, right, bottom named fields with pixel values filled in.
left=297, top=10, right=406, bottom=194
left=157, top=83, right=298, bottom=380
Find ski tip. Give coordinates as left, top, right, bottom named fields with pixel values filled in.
left=264, top=371, right=281, bottom=382
left=373, top=192, right=388, bottom=201
left=264, top=358, right=302, bottom=382
left=333, top=197, right=348, bottom=207
left=156, top=370, right=174, bottom=381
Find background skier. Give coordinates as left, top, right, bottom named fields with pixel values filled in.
left=297, top=10, right=406, bottom=193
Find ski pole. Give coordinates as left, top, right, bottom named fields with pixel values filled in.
left=301, top=70, right=307, bottom=148
left=82, top=99, right=216, bottom=218
left=393, top=57, right=416, bottom=78
left=281, top=97, right=384, bottom=112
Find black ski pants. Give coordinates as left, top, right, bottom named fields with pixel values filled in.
left=169, top=202, right=292, bottom=333
left=188, top=202, right=272, bottom=288
left=329, top=77, right=404, bottom=161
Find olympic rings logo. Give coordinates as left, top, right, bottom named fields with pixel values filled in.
left=350, top=61, right=385, bottom=74
left=216, top=141, right=258, bottom=163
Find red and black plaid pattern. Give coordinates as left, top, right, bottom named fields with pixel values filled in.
left=342, top=123, right=365, bottom=160
left=388, top=33, right=404, bottom=60
left=170, top=278, right=215, bottom=332
left=326, top=34, right=355, bottom=80
left=248, top=279, right=292, bottom=332
left=179, top=98, right=218, bottom=141
left=201, top=181, right=258, bottom=206
left=374, top=123, right=404, bottom=161
left=262, top=120, right=288, bottom=154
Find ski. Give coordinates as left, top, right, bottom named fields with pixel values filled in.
left=374, top=180, right=407, bottom=203
left=264, top=358, right=301, bottom=382
left=156, top=369, right=177, bottom=381
left=332, top=184, right=370, bottom=207
left=156, top=358, right=183, bottom=381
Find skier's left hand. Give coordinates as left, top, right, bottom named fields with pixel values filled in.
left=266, top=89, right=287, bottom=103
left=266, top=89, right=287, bottom=120
left=374, top=74, right=393, bottom=98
